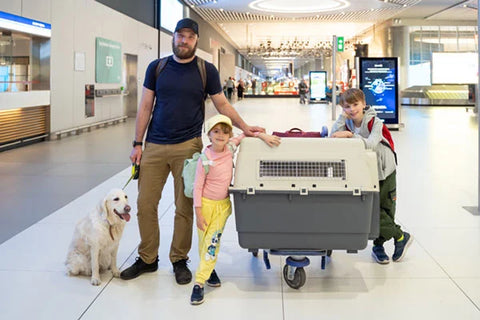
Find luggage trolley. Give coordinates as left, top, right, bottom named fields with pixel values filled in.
left=230, top=137, right=380, bottom=289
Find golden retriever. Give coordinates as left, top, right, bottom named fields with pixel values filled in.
left=65, top=188, right=131, bottom=285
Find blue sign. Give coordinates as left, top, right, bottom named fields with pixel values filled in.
left=359, top=57, right=399, bottom=125
left=0, top=10, right=51, bottom=37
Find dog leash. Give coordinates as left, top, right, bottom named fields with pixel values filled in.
left=122, top=164, right=140, bottom=190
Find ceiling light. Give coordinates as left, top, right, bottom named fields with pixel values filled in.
left=249, top=0, right=350, bottom=14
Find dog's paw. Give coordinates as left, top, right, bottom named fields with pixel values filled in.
left=91, top=277, right=101, bottom=286
left=112, top=269, right=121, bottom=278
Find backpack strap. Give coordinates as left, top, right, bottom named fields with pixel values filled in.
left=199, top=152, right=210, bottom=174
left=155, top=56, right=169, bottom=79
left=196, top=57, right=207, bottom=119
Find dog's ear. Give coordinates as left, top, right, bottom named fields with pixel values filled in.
left=98, top=195, right=115, bottom=225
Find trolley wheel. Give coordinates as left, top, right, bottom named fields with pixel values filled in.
left=283, top=264, right=306, bottom=289
left=251, top=249, right=259, bottom=257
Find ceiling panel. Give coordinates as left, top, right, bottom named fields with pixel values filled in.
left=182, top=0, right=477, bottom=76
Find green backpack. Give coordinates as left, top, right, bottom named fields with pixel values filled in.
left=182, top=152, right=210, bottom=198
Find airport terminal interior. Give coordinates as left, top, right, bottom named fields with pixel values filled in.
left=1, top=0, right=480, bottom=319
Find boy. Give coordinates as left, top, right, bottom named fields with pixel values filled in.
left=330, top=88, right=413, bottom=264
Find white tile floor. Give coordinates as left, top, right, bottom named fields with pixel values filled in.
left=0, top=98, right=479, bottom=319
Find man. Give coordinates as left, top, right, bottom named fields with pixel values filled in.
left=120, top=18, right=263, bottom=285
left=298, top=79, right=308, bottom=104
left=226, top=77, right=234, bottom=99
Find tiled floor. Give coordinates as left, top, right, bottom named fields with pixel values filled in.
left=0, top=98, right=479, bottom=319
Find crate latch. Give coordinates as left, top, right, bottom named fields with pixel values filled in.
left=247, top=187, right=256, bottom=195
left=353, top=188, right=362, bottom=196
left=300, top=188, right=308, bottom=195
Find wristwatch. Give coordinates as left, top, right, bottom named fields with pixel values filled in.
left=132, top=140, right=143, bottom=147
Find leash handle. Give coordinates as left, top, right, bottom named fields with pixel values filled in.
left=122, top=164, right=140, bottom=190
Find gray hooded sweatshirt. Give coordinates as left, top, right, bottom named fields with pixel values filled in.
left=330, top=106, right=396, bottom=180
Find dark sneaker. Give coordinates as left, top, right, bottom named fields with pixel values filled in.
left=120, top=256, right=158, bottom=280
left=372, top=245, right=390, bottom=264
left=172, top=259, right=192, bottom=284
left=206, top=269, right=221, bottom=287
left=190, top=284, right=204, bottom=305
left=392, top=232, right=413, bottom=262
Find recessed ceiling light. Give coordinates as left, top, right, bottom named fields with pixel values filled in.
left=249, top=0, right=350, bottom=14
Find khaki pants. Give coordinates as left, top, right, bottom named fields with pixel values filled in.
left=137, top=137, right=203, bottom=264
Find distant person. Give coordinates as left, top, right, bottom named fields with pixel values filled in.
left=298, top=79, right=308, bottom=104
left=237, top=80, right=245, bottom=99
left=226, top=77, right=234, bottom=99
left=251, top=78, right=257, bottom=95
left=190, top=114, right=280, bottom=305
left=120, top=17, right=265, bottom=285
left=330, top=88, right=413, bottom=265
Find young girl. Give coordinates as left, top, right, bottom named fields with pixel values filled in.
left=330, top=88, right=412, bottom=265
left=190, top=114, right=280, bottom=305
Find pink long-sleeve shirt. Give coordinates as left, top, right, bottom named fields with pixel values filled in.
left=193, top=134, right=245, bottom=207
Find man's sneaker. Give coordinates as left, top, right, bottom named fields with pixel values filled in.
left=190, top=284, right=204, bottom=305
left=372, top=245, right=390, bottom=264
left=172, top=259, right=192, bottom=284
left=206, top=269, right=221, bottom=287
left=392, top=232, right=413, bottom=262
left=120, top=256, right=158, bottom=280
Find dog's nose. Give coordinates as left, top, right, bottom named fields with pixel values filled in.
left=124, top=205, right=131, bottom=213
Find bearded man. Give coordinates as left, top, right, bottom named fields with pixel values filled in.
left=120, top=18, right=263, bottom=284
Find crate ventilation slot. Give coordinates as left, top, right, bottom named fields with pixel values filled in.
left=259, top=160, right=346, bottom=179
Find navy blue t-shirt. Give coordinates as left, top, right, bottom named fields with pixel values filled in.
left=143, top=56, right=222, bottom=144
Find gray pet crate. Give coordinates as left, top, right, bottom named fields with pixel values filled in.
left=230, top=137, right=380, bottom=288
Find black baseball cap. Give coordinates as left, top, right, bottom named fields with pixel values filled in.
left=174, top=18, right=199, bottom=36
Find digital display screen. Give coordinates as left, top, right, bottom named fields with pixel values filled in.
left=359, top=57, right=399, bottom=124
left=309, top=71, right=327, bottom=101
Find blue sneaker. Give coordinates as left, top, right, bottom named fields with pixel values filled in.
left=372, top=245, right=390, bottom=264
left=206, top=269, right=221, bottom=287
left=392, top=232, right=413, bottom=262
left=190, top=284, right=204, bottom=305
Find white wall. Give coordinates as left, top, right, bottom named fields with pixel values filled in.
left=1, top=0, right=158, bottom=132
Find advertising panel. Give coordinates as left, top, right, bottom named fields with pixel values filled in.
left=431, top=52, right=477, bottom=84
left=359, top=57, right=399, bottom=125
left=95, top=37, right=122, bottom=83
left=309, top=71, right=327, bottom=101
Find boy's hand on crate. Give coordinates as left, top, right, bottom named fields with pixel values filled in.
left=331, top=131, right=353, bottom=138
left=195, top=207, right=208, bottom=231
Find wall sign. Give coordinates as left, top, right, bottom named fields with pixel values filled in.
left=95, top=37, right=121, bottom=83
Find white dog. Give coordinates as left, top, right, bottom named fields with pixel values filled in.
left=65, top=188, right=131, bottom=285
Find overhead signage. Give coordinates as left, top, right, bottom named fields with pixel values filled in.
left=0, top=10, right=51, bottom=37
left=359, top=57, right=399, bottom=125
left=337, top=36, right=344, bottom=52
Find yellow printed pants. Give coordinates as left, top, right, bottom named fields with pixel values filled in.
left=195, top=197, right=232, bottom=284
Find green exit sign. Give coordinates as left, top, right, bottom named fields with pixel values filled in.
left=337, top=36, right=344, bottom=52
